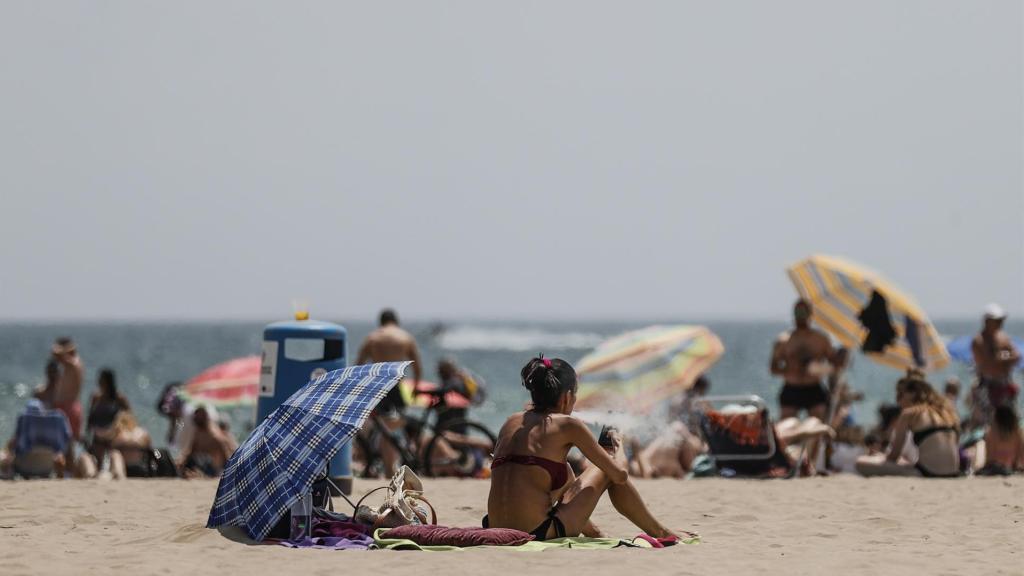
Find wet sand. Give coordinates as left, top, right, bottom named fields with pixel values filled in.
left=1, top=476, right=1021, bottom=576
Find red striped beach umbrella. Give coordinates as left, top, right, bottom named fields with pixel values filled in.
left=181, top=356, right=261, bottom=407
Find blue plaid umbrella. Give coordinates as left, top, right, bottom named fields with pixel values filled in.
left=207, top=361, right=410, bottom=541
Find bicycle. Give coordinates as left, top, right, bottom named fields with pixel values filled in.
left=353, top=387, right=497, bottom=478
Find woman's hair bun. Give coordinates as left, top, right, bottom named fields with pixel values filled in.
left=521, top=355, right=549, bottom=391
left=521, top=353, right=570, bottom=399
left=520, top=355, right=579, bottom=410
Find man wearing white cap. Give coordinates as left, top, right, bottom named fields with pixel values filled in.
left=971, top=304, right=1020, bottom=408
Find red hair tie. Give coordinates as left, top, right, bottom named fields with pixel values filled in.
left=542, top=358, right=552, bottom=368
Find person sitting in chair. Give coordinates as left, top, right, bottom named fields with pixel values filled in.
left=0, top=398, right=72, bottom=478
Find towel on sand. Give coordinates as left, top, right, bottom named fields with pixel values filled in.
left=383, top=525, right=534, bottom=547
left=374, top=528, right=700, bottom=551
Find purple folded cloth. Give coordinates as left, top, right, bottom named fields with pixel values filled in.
left=278, top=516, right=374, bottom=550
left=313, top=520, right=370, bottom=540
left=279, top=535, right=373, bottom=550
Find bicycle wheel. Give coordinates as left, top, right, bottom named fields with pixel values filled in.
left=351, top=432, right=382, bottom=478
left=423, top=419, right=497, bottom=478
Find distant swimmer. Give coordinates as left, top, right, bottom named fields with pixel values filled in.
left=356, top=308, right=422, bottom=475
left=770, top=299, right=835, bottom=422
left=971, top=304, right=1020, bottom=409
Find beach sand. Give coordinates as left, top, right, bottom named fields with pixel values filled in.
left=1, top=476, right=1021, bottom=576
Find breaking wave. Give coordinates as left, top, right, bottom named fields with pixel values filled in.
left=437, top=326, right=604, bottom=352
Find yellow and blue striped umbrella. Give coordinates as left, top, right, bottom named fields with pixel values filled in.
left=787, top=254, right=949, bottom=371
left=575, top=325, right=724, bottom=413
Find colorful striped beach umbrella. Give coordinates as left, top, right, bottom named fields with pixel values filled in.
left=207, top=361, right=409, bottom=541
left=574, top=325, right=724, bottom=413
left=180, top=356, right=261, bottom=407
left=787, top=254, right=949, bottom=371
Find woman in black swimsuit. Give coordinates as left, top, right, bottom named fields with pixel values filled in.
left=856, top=372, right=960, bottom=477
left=86, top=369, right=130, bottom=461
left=484, top=356, right=676, bottom=541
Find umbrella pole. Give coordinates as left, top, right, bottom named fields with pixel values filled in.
left=326, top=476, right=358, bottom=511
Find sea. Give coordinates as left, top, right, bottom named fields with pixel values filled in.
left=1, top=319, right=1020, bottom=450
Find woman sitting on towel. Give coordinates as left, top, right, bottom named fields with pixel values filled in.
left=856, top=372, right=960, bottom=477
left=484, top=355, right=677, bottom=541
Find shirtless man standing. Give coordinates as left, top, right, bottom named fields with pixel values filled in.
left=972, top=304, right=1020, bottom=410
left=356, top=309, right=422, bottom=475
left=770, top=300, right=835, bottom=421
left=51, top=337, right=85, bottom=443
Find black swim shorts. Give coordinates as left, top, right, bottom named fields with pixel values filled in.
left=779, top=382, right=829, bottom=411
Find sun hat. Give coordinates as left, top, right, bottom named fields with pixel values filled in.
left=983, top=303, right=1007, bottom=320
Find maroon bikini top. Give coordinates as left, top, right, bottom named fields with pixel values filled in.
left=491, top=454, right=569, bottom=490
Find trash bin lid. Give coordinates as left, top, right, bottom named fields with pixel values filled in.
left=263, top=320, right=347, bottom=339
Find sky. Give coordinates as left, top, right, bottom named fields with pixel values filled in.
left=0, top=1, right=1021, bottom=322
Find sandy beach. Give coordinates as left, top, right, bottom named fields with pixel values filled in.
left=2, top=476, right=1020, bottom=576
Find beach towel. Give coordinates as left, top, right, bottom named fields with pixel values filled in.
left=704, top=409, right=766, bottom=446
left=383, top=524, right=533, bottom=547
left=373, top=528, right=700, bottom=551
left=277, top=516, right=375, bottom=550
left=279, top=535, right=374, bottom=550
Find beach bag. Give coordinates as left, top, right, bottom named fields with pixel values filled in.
left=146, top=448, right=179, bottom=478
left=354, top=465, right=436, bottom=529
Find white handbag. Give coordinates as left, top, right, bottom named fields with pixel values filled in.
left=354, top=465, right=437, bottom=529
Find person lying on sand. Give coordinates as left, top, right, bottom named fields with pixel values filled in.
left=484, top=355, right=678, bottom=541
left=629, top=421, right=705, bottom=479
left=626, top=409, right=835, bottom=479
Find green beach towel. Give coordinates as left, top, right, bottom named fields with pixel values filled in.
left=372, top=529, right=699, bottom=551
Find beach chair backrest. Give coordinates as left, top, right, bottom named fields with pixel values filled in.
left=13, top=446, right=57, bottom=479
left=698, top=395, right=777, bottom=462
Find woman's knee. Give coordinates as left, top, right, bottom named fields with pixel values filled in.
left=577, top=464, right=614, bottom=492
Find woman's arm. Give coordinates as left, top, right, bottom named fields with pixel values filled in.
left=209, top=427, right=234, bottom=460
left=565, top=418, right=627, bottom=484
left=886, top=413, right=911, bottom=464
left=770, top=339, right=787, bottom=375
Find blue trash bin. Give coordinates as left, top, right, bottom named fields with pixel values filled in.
left=257, top=319, right=352, bottom=495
